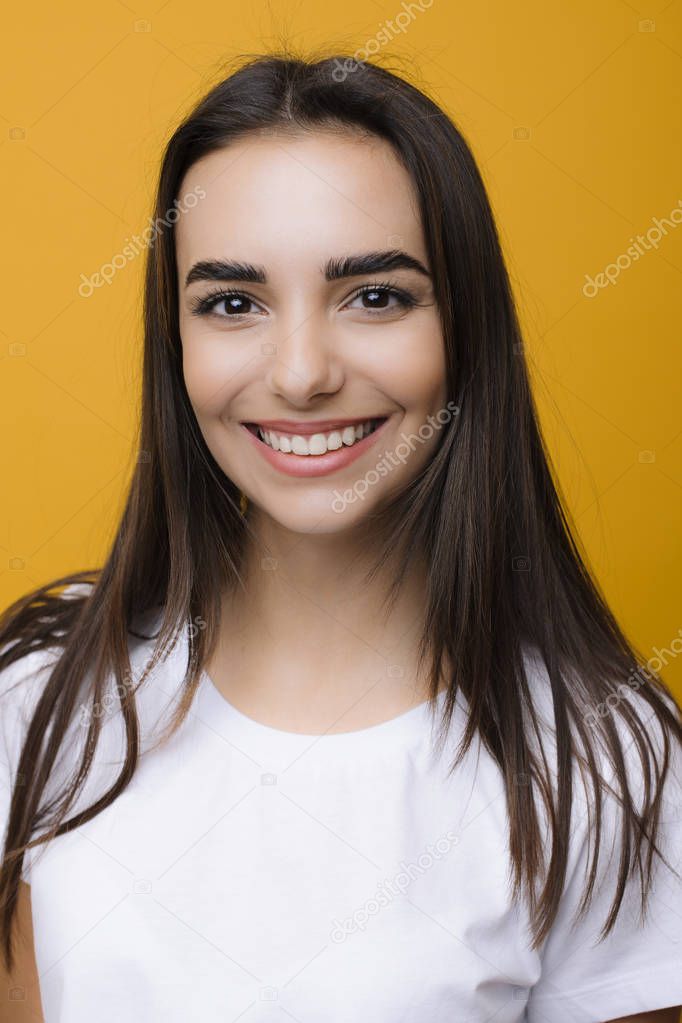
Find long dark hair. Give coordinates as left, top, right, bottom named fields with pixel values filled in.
left=2, top=48, right=680, bottom=973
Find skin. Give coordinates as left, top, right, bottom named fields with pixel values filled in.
left=604, top=1015, right=680, bottom=1023
left=1, top=881, right=45, bottom=1020
left=4, top=133, right=678, bottom=1022
left=176, top=129, right=452, bottom=733
left=173, top=129, right=681, bottom=1019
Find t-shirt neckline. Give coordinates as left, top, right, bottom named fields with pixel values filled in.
left=197, top=666, right=449, bottom=752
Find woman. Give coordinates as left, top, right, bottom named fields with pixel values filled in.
left=1, top=51, right=681, bottom=1023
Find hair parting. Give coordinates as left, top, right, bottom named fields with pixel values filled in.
left=1, top=47, right=680, bottom=975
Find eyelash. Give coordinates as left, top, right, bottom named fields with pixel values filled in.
left=189, top=279, right=419, bottom=319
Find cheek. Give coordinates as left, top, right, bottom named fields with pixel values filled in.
left=181, top=333, right=237, bottom=420
left=181, top=346, right=241, bottom=474
left=373, top=318, right=447, bottom=413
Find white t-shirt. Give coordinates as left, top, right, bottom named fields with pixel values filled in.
left=1, top=605, right=681, bottom=1023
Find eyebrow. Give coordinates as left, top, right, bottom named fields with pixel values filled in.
left=184, top=249, right=431, bottom=288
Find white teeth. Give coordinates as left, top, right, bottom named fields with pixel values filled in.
left=256, top=419, right=381, bottom=456
left=291, top=435, right=308, bottom=456
left=308, top=433, right=327, bottom=455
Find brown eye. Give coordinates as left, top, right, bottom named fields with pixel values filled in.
left=190, top=290, right=265, bottom=317
left=217, top=294, right=255, bottom=315
left=345, top=284, right=416, bottom=314
left=359, top=289, right=391, bottom=309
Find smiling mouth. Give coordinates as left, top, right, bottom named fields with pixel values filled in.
left=243, top=417, right=388, bottom=456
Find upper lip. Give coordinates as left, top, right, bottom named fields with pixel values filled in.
left=242, top=416, right=388, bottom=437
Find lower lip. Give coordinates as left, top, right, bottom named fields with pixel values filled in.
left=240, top=418, right=391, bottom=478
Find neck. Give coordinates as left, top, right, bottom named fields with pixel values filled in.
left=209, top=506, right=439, bottom=730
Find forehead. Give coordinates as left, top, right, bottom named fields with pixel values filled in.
left=175, top=130, right=427, bottom=272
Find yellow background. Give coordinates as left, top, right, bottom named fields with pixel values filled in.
left=1, top=0, right=681, bottom=708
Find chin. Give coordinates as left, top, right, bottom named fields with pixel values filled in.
left=253, top=489, right=382, bottom=535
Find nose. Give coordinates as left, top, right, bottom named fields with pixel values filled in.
left=265, top=312, right=345, bottom=405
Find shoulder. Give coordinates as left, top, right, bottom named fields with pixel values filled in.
left=519, top=643, right=682, bottom=882
left=0, top=646, right=61, bottom=736
left=0, top=579, right=164, bottom=783
left=520, top=643, right=682, bottom=796
left=0, top=644, right=62, bottom=884
left=0, top=581, right=96, bottom=719
left=521, top=649, right=682, bottom=1019
left=1, top=583, right=180, bottom=867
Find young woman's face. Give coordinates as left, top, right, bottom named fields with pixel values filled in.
left=176, top=130, right=449, bottom=534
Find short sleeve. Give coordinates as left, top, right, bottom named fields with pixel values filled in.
left=1, top=585, right=95, bottom=884
left=0, top=649, right=57, bottom=884
left=526, top=693, right=682, bottom=1022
